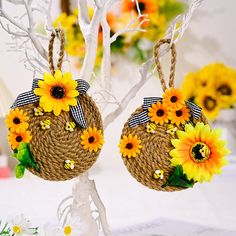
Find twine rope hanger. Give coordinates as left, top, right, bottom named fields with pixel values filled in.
left=48, top=28, right=65, bottom=75
left=154, top=38, right=177, bottom=92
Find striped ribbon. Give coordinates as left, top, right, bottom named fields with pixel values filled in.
left=11, top=78, right=90, bottom=129
left=128, top=97, right=202, bottom=128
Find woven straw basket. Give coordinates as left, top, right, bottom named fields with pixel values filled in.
left=19, top=94, right=102, bottom=181
left=120, top=39, right=207, bottom=191
left=121, top=108, right=207, bottom=191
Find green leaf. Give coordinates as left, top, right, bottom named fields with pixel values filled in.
left=15, top=164, right=25, bottom=179
left=162, top=165, right=195, bottom=188
left=15, top=143, right=40, bottom=173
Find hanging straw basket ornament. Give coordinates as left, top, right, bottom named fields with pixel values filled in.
left=119, top=39, right=229, bottom=191
left=5, top=29, right=104, bottom=181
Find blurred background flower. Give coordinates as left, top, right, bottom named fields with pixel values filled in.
left=55, top=0, right=186, bottom=68
left=181, top=63, right=236, bottom=121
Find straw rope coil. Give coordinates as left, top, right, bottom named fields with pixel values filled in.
left=120, top=39, right=208, bottom=191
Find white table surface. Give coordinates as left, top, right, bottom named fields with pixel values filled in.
left=0, top=159, right=236, bottom=233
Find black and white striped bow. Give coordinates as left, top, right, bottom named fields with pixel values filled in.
left=11, top=78, right=90, bottom=128
left=128, top=97, right=202, bottom=128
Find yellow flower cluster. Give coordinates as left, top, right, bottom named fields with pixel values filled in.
left=182, top=63, right=236, bottom=121
left=5, top=109, right=32, bottom=149
left=148, top=88, right=191, bottom=126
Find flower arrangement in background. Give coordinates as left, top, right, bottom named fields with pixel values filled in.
left=54, top=0, right=186, bottom=68
left=182, top=63, right=236, bottom=121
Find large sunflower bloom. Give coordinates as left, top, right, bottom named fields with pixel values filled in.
left=119, top=134, right=142, bottom=158
left=34, top=70, right=79, bottom=116
left=5, top=108, right=29, bottom=132
left=8, top=130, right=32, bottom=150
left=122, top=0, right=158, bottom=15
left=163, top=88, right=185, bottom=110
left=170, top=122, right=229, bottom=183
left=195, top=90, right=220, bottom=121
left=81, top=127, right=104, bottom=153
left=148, top=102, right=169, bottom=125
left=169, top=105, right=190, bottom=125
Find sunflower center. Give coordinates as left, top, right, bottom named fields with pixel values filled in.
left=176, top=110, right=183, bottom=117
left=217, top=84, right=232, bottom=95
left=190, top=142, right=210, bottom=163
left=88, top=136, right=95, bottom=143
left=156, top=109, right=164, bottom=117
left=13, top=225, right=22, bottom=234
left=16, top=136, right=23, bottom=142
left=170, top=96, right=178, bottom=103
left=136, top=2, right=146, bottom=12
left=64, top=225, right=72, bottom=235
left=126, top=143, right=133, bottom=150
left=203, top=96, right=217, bottom=111
left=13, top=117, right=21, bottom=124
left=50, top=86, right=65, bottom=99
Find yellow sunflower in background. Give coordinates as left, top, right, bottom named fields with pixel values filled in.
left=196, top=90, right=220, bottom=121
left=163, top=88, right=185, bottom=110
left=34, top=70, right=79, bottom=116
left=214, top=65, right=236, bottom=108
left=169, top=105, right=190, bottom=125
left=119, top=134, right=142, bottom=158
left=5, top=108, right=29, bottom=132
left=81, top=127, right=104, bottom=153
left=148, top=102, right=169, bottom=125
left=170, top=122, right=229, bottom=182
left=181, top=72, right=198, bottom=102
left=122, top=0, right=158, bottom=15
left=8, top=130, right=32, bottom=150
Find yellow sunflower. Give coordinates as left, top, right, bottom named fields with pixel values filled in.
left=170, top=122, right=229, bottom=183
left=122, top=0, right=158, bottom=15
left=81, top=127, right=104, bottom=153
left=148, top=102, right=169, bottom=125
left=8, top=130, right=32, bottom=150
left=214, top=65, right=236, bottom=108
left=5, top=108, right=29, bottom=132
left=169, top=105, right=190, bottom=125
left=119, top=134, right=142, bottom=158
left=34, top=70, right=79, bottom=116
left=163, top=88, right=185, bottom=110
left=195, top=90, right=220, bottom=121
left=182, top=72, right=198, bottom=102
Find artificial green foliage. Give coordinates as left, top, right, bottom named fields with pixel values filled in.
left=159, top=0, right=187, bottom=21
left=0, top=221, right=11, bottom=236
left=13, top=143, right=40, bottom=178
left=15, top=164, right=26, bottom=179
left=162, top=165, right=195, bottom=188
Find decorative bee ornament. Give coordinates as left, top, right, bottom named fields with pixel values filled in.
left=5, top=29, right=104, bottom=181
left=119, top=39, right=229, bottom=191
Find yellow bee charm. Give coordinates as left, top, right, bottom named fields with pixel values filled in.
left=153, top=169, right=164, bottom=180
left=199, top=145, right=211, bottom=158
left=166, top=124, right=178, bottom=136
left=34, top=107, right=44, bottom=116
left=64, top=160, right=75, bottom=170
left=146, top=123, right=157, bottom=134
left=40, top=119, right=51, bottom=130
left=65, top=121, right=76, bottom=132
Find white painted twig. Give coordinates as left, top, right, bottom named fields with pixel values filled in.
left=104, top=0, right=204, bottom=128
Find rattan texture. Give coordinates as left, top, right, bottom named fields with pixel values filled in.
left=20, top=94, right=103, bottom=181
left=120, top=39, right=208, bottom=191
left=121, top=108, right=207, bottom=191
